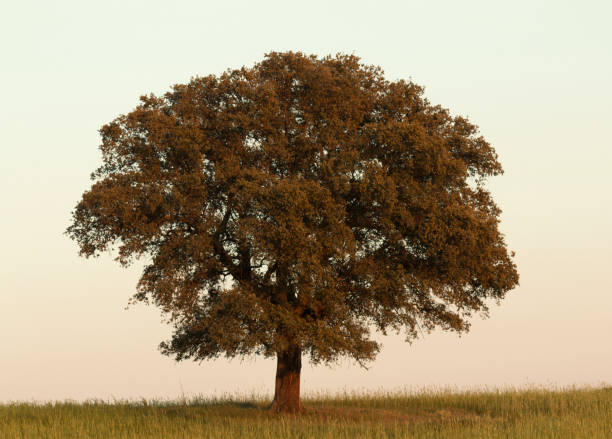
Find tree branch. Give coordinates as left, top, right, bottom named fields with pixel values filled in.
left=211, top=203, right=243, bottom=281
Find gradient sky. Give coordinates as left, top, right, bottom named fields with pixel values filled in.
left=1, top=0, right=611, bottom=402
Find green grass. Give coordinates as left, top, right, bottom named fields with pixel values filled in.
left=1, top=386, right=610, bottom=438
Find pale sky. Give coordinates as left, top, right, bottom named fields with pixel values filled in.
left=1, top=0, right=610, bottom=402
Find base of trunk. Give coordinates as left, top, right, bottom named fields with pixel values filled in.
left=269, top=346, right=302, bottom=413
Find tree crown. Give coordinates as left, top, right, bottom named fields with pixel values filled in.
left=67, top=52, right=518, bottom=365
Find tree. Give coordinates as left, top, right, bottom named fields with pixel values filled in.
left=67, top=52, right=519, bottom=413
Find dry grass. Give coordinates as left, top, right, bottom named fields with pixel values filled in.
left=1, top=385, right=610, bottom=438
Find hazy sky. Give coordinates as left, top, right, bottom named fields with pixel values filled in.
left=1, top=0, right=611, bottom=402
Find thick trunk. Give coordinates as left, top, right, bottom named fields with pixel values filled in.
left=270, top=346, right=302, bottom=413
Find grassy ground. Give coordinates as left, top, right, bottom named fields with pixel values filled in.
left=1, top=386, right=610, bottom=438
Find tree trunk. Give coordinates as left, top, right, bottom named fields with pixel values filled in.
left=270, top=346, right=302, bottom=413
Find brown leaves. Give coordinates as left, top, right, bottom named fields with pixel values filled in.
left=67, top=51, right=518, bottom=366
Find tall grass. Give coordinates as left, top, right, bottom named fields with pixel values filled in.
left=1, top=386, right=610, bottom=438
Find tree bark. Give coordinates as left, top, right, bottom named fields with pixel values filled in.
left=270, top=345, right=302, bottom=413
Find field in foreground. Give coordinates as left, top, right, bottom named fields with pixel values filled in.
left=1, top=386, right=610, bottom=439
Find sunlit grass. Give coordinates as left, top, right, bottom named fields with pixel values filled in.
left=1, top=386, right=610, bottom=438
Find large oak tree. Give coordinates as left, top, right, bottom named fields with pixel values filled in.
left=67, top=52, right=519, bottom=413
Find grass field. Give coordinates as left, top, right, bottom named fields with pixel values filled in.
left=1, top=386, right=610, bottom=438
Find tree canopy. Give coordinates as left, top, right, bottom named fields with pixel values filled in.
left=67, top=52, right=519, bottom=412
